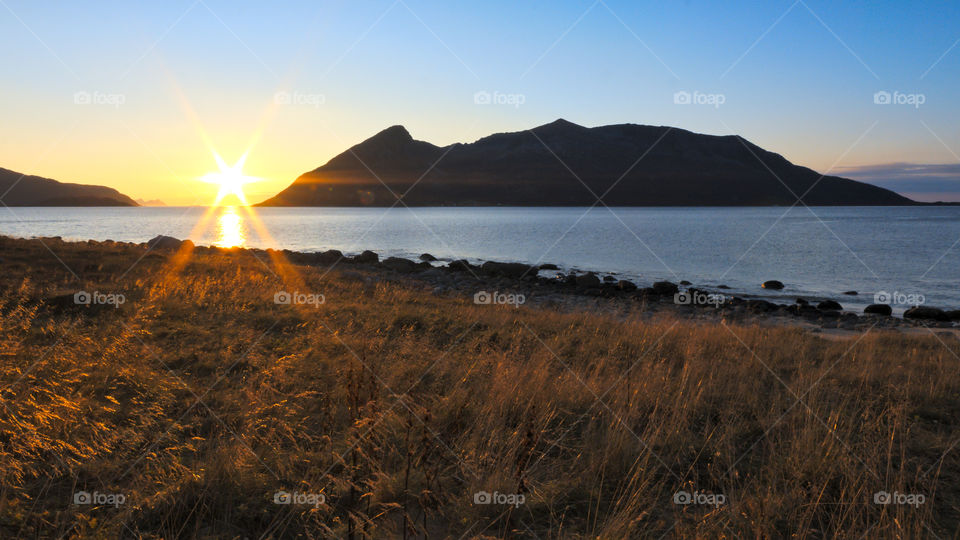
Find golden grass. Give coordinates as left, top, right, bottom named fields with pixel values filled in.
left=0, top=236, right=958, bottom=538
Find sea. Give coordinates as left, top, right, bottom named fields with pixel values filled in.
left=2, top=205, right=957, bottom=313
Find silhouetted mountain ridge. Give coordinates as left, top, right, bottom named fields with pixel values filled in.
left=0, top=168, right=137, bottom=206
left=258, top=120, right=913, bottom=206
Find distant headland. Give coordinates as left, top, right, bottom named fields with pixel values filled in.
left=257, top=119, right=914, bottom=207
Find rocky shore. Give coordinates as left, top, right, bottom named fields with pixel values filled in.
left=134, top=235, right=959, bottom=334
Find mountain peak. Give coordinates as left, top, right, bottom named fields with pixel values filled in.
left=537, top=118, right=585, bottom=130
left=370, top=125, right=413, bottom=142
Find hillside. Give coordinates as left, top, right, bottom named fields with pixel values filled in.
left=0, top=167, right=137, bottom=206
left=258, top=120, right=913, bottom=206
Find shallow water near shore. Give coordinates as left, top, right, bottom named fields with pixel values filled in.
left=2, top=205, right=958, bottom=313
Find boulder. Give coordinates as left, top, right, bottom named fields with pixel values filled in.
left=147, top=235, right=187, bottom=250
left=617, top=280, right=637, bottom=291
left=762, top=280, right=784, bottom=290
left=315, top=249, right=343, bottom=265
left=382, top=257, right=418, bottom=273
left=817, top=300, right=842, bottom=311
left=353, top=250, right=379, bottom=264
left=539, top=263, right=559, bottom=270
left=745, top=299, right=778, bottom=313
left=636, top=287, right=658, bottom=299
left=842, top=290, right=858, bottom=296
left=946, top=310, right=960, bottom=321
left=904, top=306, right=950, bottom=321
left=575, top=273, right=601, bottom=288
left=602, top=275, right=616, bottom=283
left=863, top=304, right=893, bottom=316
left=786, top=303, right=818, bottom=316
left=796, top=298, right=809, bottom=306
left=481, top=261, right=536, bottom=278
left=717, top=284, right=731, bottom=289
left=419, top=253, right=437, bottom=262
left=680, top=280, right=692, bottom=286
left=652, top=281, right=679, bottom=296
left=447, top=259, right=475, bottom=272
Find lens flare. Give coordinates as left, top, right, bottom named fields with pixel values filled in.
left=200, top=151, right=258, bottom=206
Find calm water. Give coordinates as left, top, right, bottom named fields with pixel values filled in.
left=2, top=206, right=958, bottom=312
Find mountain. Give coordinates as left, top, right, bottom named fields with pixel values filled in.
left=0, top=168, right=138, bottom=206
left=136, top=198, right=167, bottom=206
left=257, top=120, right=913, bottom=207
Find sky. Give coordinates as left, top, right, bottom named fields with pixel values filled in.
left=0, top=0, right=958, bottom=205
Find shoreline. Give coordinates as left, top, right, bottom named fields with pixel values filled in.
left=3, top=232, right=959, bottom=537
left=13, top=234, right=959, bottom=334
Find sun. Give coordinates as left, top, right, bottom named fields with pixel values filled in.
left=199, top=151, right=259, bottom=206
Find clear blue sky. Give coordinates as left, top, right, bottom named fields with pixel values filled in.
left=1, top=0, right=958, bottom=203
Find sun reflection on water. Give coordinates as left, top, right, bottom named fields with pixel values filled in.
left=215, top=206, right=245, bottom=248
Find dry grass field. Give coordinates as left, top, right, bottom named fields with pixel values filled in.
left=1, top=235, right=958, bottom=538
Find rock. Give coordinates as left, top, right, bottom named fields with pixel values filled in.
left=786, top=303, right=818, bottom=316
left=717, top=284, right=731, bottom=289
left=603, top=275, right=616, bottom=283
left=315, top=249, right=343, bottom=264
left=817, top=300, right=842, bottom=311
left=680, top=280, right=692, bottom=286
left=352, top=250, right=379, bottom=264
left=447, top=259, right=477, bottom=273
left=762, top=280, right=784, bottom=290
left=382, top=257, right=418, bottom=273
left=539, top=263, right=559, bottom=270
left=617, top=280, right=637, bottom=291
left=745, top=299, right=777, bottom=313
left=819, top=310, right=841, bottom=320
left=904, top=306, right=950, bottom=321
left=431, top=286, right=445, bottom=296
left=842, top=290, right=858, bottom=295
left=863, top=304, right=892, bottom=316
left=583, top=288, right=603, bottom=296
left=481, top=261, right=536, bottom=278
left=652, top=281, right=679, bottom=296
left=575, top=273, right=601, bottom=288
left=796, top=298, right=809, bottom=306
left=946, top=310, right=960, bottom=321
left=635, top=287, right=658, bottom=299
left=147, top=235, right=187, bottom=250
left=419, top=253, right=437, bottom=262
